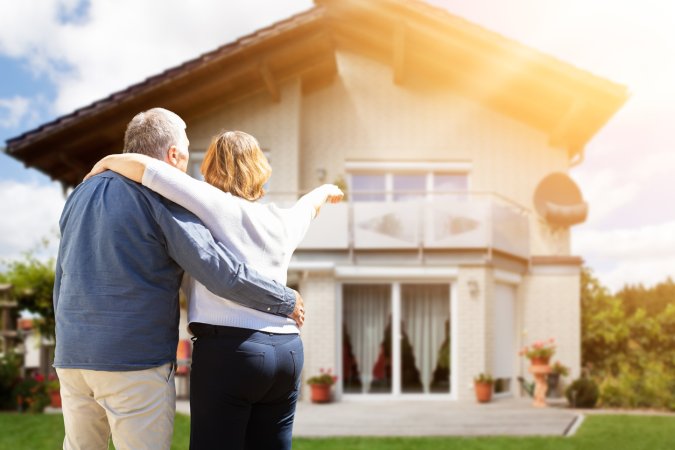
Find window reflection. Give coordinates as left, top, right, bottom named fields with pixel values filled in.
left=352, top=174, right=386, bottom=202
left=393, top=174, right=426, bottom=201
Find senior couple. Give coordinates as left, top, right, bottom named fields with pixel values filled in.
left=53, top=107, right=343, bottom=450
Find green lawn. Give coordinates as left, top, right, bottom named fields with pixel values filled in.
left=0, top=413, right=672, bottom=449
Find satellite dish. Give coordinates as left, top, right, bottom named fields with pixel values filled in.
left=533, top=172, right=588, bottom=227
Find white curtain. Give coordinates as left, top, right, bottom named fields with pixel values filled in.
left=402, top=284, right=450, bottom=393
left=343, top=285, right=391, bottom=393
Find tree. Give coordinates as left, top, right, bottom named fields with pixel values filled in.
left=0, top=253, right=56, bottom=339
left=581, top=267, right=675, bottom=410
left=580, top=267, right=629, bottom=376
left=617, top=277, right=675, bottom=316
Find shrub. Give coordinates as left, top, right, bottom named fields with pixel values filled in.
left=14, top=373, right=51, bottom=413
left=551, top=361, right=570, bottom=376
left=566, top=377, right=599, bottom=408
left=0, top=352, right=22, bottom=410
left=599, top=362, right=675, bottom=410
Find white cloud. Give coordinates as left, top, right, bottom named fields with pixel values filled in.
left=573, top=221, right=675, bottom=292
left=571, top=167, right=640, bottom=227
left=0, top=0, right=314, bottom=115
left=0, top=96, right=31, bottom=128
left=0, top=180, right=64, bottom=262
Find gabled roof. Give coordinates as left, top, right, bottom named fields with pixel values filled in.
left=6, top=0, right=628, bottom=186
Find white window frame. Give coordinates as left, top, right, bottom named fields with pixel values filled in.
left=346, top=161, right=471, bottom=202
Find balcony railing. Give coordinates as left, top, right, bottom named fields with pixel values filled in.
left=264, top=191, right=531, bottom=259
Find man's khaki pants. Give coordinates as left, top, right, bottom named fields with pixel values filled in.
left=56, top=363, right=176, bottom=450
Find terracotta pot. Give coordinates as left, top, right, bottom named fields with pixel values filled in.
left=310, top=384, right=332, bottom=403
left=50, top=390, right=62, bottom=408
left=530, top=356, right=551, bottom=366
left=474, top=382, right=493, bottom=403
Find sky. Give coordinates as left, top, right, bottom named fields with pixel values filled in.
left=1, top=0, right=674, bottom=292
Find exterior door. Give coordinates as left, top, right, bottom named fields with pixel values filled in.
left=492, top=283, right=517, bottom=394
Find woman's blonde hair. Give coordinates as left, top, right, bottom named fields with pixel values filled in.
left=200, top=131, right=271, bottom=201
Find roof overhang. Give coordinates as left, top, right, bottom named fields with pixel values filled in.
left=5, top=0, right=628, bottom=187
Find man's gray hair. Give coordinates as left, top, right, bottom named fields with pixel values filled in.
left=123, top=108, right=186, bottom=159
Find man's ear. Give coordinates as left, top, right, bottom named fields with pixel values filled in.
left=166, top=146, right=179, bottom=167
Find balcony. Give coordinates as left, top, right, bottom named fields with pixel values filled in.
left=267, top=192, right=531, bottom=259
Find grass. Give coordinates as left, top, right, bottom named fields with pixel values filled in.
left=0, top=413, right=673, bottom=449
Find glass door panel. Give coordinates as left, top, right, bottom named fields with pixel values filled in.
left=342, top=284, right=392, bottom=394
left=400, top=284, right=451, bottom=393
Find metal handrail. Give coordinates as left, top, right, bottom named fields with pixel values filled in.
left=264, top=190, right=531, bottom=214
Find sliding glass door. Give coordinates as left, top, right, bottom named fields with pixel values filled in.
left=401, top=284, right=450, bottom=394
left=342, top=285, right=392, bottom=394
left=342, top=283, right=452, bottom=397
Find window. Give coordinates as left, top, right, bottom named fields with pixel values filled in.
left=348, top=166, right=469, bottom=202
left=433, top=173, right=468, bottom=196
left=188, top=153, right=205, bottom=180
left=351, top=174, right=386, bottom=202
left=393, top=174, right=426, bottom=201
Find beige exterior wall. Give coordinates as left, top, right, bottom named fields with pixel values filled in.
left=300, top=51, right=572, bottom=255
left=297, top=273, right=338, bottom=401
left=455, top=267, right=493, bottom=401
left=520, top=268, right=582, bottom=382
left=187, top=79, right=302, bottom=195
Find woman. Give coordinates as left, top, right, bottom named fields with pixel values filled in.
left=85, top=130, right=343, bottom=450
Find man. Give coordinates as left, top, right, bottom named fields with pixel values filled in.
left=53, top=108, right=305, bottom=450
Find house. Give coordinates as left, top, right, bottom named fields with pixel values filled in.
left=5, top=0, right=627, bottom=402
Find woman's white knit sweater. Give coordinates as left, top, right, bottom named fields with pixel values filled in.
left=143, top=159, right=321, bottom=334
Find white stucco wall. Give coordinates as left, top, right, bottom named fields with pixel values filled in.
left=186, top=79, right=302, bottom=195
left=300, top=51, right=571, bottom=255
left=298, top=273, right=338, bottom=401
left=520, top=267, right=582, bottom=382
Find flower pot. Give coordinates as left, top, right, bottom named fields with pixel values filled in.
left=310, top=384, right=332, bottom=403
left=18, top=318, right=33, bottom=331
left=547, top=373, right=561, bottom=397
left=530, top=356, right=551, bottom=366
left=50, top=390, right=62, bottom=408
left=474, top=382, right=493, bottom=403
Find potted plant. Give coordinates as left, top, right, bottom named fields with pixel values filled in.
left=473, top=373, right=494, bottom=403
left=14, top=373, right=50, bottom=413
left=46, top=374, right=61, bottom=408
left=306, top=368, right=338, bottom=403
left=547, top=361, right=569, bottom=397
left=519, top=338, right=556, bottom=366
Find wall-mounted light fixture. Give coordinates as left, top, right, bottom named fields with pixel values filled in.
left=468, top=279, right=480, bottom=299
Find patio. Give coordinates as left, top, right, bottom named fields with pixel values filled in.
left=176, top=397, right=581, bottom=437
